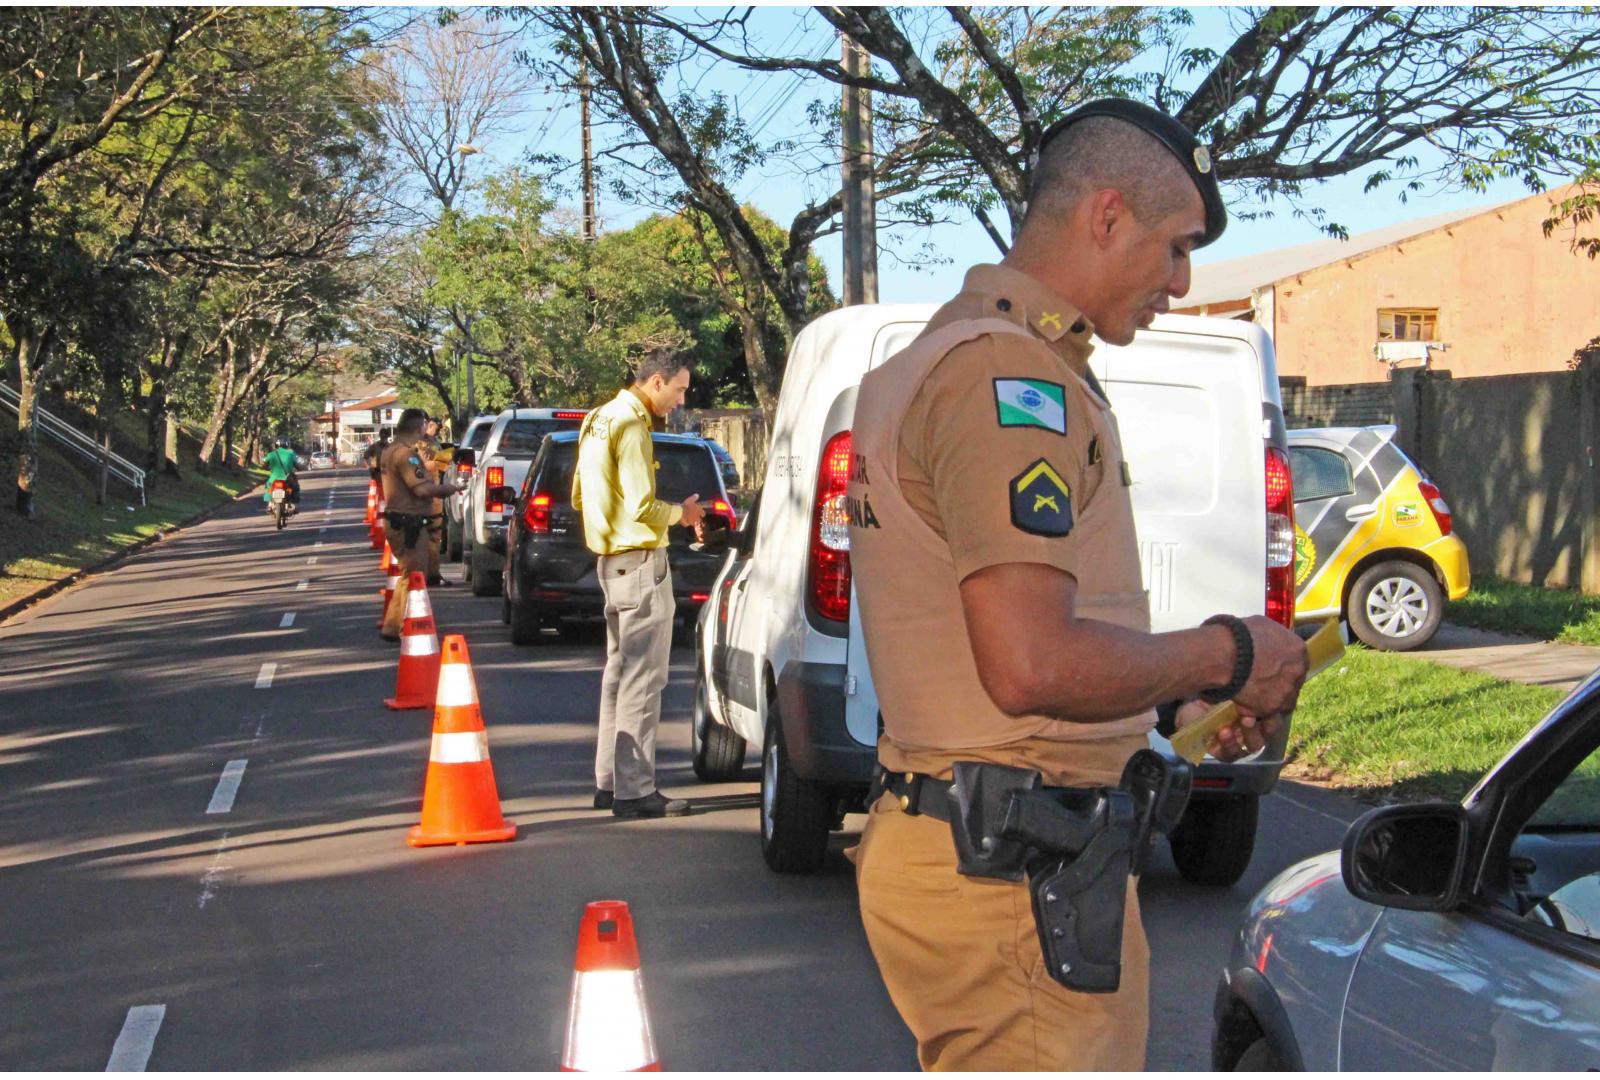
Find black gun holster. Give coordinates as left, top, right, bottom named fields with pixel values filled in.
left=382, top=511, right=437, bottom=552
left=943, top=749, right=1192, bottom=994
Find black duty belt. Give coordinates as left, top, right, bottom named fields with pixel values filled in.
left=382, top=510, right=441, bottom=551
left=870, top=753, right=1193, bottom=995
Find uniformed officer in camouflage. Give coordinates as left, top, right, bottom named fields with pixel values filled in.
left=847, top=100, right=1310, bottom=1070
left=418, top=415, right=451, bottom=587
left=380, top=409, right=462, bottom=640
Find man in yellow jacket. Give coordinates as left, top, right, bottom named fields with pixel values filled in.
left=573, top=350, right=705, bottom=818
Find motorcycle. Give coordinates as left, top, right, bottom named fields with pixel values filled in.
left=268, top=479, right=295, bottom=530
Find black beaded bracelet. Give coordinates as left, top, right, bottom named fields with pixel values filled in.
left=1200, top=614, right=1253, bottom=704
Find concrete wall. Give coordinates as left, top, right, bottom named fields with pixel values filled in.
left=1393, top=366, right=1597, bottom=591
left=1281, top=377, right=1394, bottom=429
left=1271, top=191, right=1598, bottom=386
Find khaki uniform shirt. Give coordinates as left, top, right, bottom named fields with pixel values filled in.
left=572, top=387, right=682, bottom=555
left=848, top=264, right=1154, bottom=783
left=380, top=439, right=433, bottom=515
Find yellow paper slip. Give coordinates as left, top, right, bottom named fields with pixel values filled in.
left=1168, top=619, right=1346, bottom=765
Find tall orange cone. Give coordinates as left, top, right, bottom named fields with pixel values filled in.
left=377, top=543, right=400, bottom=628
left=364, top=479, right=378, bottom=525
left=385, top=573, right=440, bottom=710
left=407, top=635, right=517, bottom=847
left=370, top=497, right=387, bottom=551
left=561, top=901, right=659, bottom=1072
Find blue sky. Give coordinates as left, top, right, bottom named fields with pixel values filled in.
left=464, top=7, right=1545, bottom=304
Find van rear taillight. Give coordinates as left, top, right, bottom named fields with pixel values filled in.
left=486, top=465, right=505, bottom=513
left=522, top=492, right=551, bottom=533
left=808, top=430, right=852, bottom=623
left=1265, top=447, right=1295, bottom=628
left=1417, top=480, right=1452, bottom=535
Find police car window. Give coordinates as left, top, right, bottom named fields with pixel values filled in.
left=500, top=418, right=581, bottom=457
left=1289, top=447, right=1354, bottom=502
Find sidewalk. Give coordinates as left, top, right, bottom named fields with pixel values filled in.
left=1416, top=621, right=1600, bottom=692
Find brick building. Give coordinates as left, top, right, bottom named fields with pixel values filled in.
left=1178, top=186, right=1597, bottom=387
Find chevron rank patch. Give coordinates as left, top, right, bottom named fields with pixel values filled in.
left=994, top=378, right=1067, bottom=434
left=1010, top=458, right=1074, bottom=537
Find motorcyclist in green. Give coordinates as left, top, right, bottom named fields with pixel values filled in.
left=263, top=436, right=301, bottom=510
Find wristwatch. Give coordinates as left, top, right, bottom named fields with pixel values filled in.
left=1200, top=614, right=1253, bottom=704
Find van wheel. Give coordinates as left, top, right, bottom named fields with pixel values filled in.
left=760, top=706, right=832, bottom=874
left=1169, top=795, right=1258, bottom=887
left=469, top=547, right=501, bottom=597
left=1348, top=560, right=1442, bottom=651
left=691, top=669, right=746, bottom=781
left=509, top=597, right=544, bottom=646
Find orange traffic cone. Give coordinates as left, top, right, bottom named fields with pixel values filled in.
left=370, top=497, right=387, bottom=551
left=406, top=635, right=517, bottom=847
left=561, top=901, right=659, bottom=1072
left=385, top=573, right=440, bottom=711
left=364, top=480, right=378, bottom=526
left=377, top=543, right=400, bottom=628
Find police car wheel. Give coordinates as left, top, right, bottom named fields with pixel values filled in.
left=691, top=667, right=746, bottom=782
left=1348, top=560, right=1442, bottom=651
left=1168, top=795, right=1258, bottom=887
left=759, top=708, right=832, bottom=874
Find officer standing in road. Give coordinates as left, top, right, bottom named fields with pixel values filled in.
left=847, top=99, right=1310, bottom=1070
left=419, top=415, right=451, bottom=588
left=380, top=409, right=461, bottom=641
left=573, top=350, right=706, bottom=819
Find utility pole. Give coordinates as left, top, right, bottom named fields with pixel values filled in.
left=580, top=56, right=597, bottom=243
left=841, top=34, right=878, bottom=305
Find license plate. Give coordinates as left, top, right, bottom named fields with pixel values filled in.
left=271, top=490, right=285, bottom=502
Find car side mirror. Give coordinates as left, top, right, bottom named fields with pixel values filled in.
left=1341, top=802, right=1469, bottom=911
left=455, top=448, right=476, bottom=468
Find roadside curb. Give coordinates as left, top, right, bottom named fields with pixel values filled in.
left=0, top=478, right=265, bottom=627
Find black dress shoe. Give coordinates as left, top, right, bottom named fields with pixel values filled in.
left=379, top=631, right=400, bottom=642
left=612, top=791, right=689, bottom=819
left=593, top=789, right=614, bottom=810
left=428, top=576, right=454, bottom=587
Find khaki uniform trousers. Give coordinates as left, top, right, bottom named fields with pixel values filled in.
left=856, top=742, right=1150, bottom=1071
left=595, top=546, right=675, bottom=800
left=381, top=524, right=431, bottom=637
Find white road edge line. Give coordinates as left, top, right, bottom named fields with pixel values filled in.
left=198, top=832, right=231, bottom=908
left=295, top=580, right=308, bottom=591
left=106, top=1004, right=165, bottom=1071
left=206, top=760, right=247, bottom=814
left=313, top=541, right=324, bottom=548
left=254, top=662, right=276, bottom=689
left=307, top=557, right=318, bottom=565
left=1269, top=791, right=1353, bottom=827
left=280, top=612, right=296, bottom=628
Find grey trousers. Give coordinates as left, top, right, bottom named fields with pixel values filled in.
left=596, top=547, right=676, bottom=800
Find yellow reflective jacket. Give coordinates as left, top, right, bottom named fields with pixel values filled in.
left=572, top=388, right=682, bottom=554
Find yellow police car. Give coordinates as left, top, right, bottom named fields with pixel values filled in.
left=1288, top=425, right=1469, bottom=650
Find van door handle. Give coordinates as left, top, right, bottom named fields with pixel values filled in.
left=1344, top=503, right=1378, bottom=522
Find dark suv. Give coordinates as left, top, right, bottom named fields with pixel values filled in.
left=500, top=431, right=739, bottom=644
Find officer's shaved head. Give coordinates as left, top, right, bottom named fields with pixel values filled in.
left=395, top=408, right=428, bottom=435
left=1022, top=116, right=1197, bottom=236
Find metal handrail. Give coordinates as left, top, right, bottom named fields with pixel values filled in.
left=0, top=382, right=147, bottom=505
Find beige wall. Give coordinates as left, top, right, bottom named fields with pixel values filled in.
left=1270, top=189, right=1598, bottom=385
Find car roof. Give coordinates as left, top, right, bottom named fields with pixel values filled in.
left=544, top=430, right=709, bottom=447
left=495, top=407, right=589, bottom=419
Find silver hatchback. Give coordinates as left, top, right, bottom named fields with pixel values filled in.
left=1214, top=671, right=1600, bottom=1070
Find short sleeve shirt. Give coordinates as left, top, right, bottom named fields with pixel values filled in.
left=380, top=439, right=432, bottom=514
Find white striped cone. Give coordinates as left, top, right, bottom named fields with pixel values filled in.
left=385, top=573, right=440, bottom=710
left=407, top=635, right=515, bottom=846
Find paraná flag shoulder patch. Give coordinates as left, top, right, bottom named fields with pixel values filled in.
left=994, top=378, right=1067, bottom=434
left=1010, top=458, right=1074, bottom=537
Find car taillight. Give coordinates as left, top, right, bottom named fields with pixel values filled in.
left=457, top=463, right=474, bottom=480
left=271, top=481, right=285, bottom=491
left=1417, top=480, right=1452, bottom=535
left=1265, top=446, right=1296, bottom=628
left=808, top=430, right=852, bottom=623
left=522, top=492, right=551, bottom=534
left=486, top=465, right=505, bottom=513
left=711, top=498, right=737, bottom=530
left=690, top=592, right=710, bottom=603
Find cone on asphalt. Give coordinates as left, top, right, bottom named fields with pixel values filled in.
left=406, top=635, right=517, bottom=847
left=561, top=900, right=659, bottom=1072
left=370, top=497, right=387, bottom=551
left=385, top=573, right=440, bottom=711
left=378, top=543, right=401, bottom=628
left=364, top=479, right=378, bottom=526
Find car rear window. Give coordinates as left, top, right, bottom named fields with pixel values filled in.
left=462, top=422, right=493, bottom=450
left=498, top=417, right=582, bottom=458
left=538, top=441, right=719, bottom=504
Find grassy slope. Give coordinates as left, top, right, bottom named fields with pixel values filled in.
left=0, top=410, right=260, bottom=610
left=1448, top=573, right=1600, bottom=646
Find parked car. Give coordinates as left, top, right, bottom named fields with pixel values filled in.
left=445, top=413, right=497, bottom=562
left=307, top=451, right=335, bottom=470
left=461, top=407, right=587, bottom=596
left=694, top=304, right=1300, bottom=880
left=1213, top=669, right=1600, bottom=1071
left=499, top=431, right=739, bottom=644
left=704, top=438, right=740, bottom=496
left=1288, top=425, right=1469, bottom=650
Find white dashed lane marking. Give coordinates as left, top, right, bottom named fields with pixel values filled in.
left=105, top=1004, right=165, bottom=1071
left=279, top=612, right=296, bottom=628
left=295, top=580, right=308, bottom=591
left=254, top=662, right=276, bottom=689
left=205, top=760, right=247, bottom=814
left=307, top=557, right=318, bottom=566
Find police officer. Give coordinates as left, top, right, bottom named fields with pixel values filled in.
left=380, top=409, right=462, bottom=641
left=418, top=415, right=452, bottom=587
left=847, top=100, right=1310, bottom=1070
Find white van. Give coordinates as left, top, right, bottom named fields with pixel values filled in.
left=693, top=304, right=1296, bottom=883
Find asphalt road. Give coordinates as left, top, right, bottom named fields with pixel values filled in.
left=0, top=469, right=1368, bottom=1070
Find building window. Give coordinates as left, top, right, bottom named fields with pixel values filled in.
left=1377, top=307, right=1438, bottom=342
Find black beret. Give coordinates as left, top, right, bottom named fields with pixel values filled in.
left=1038, top=98, right=1227, bottom=247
